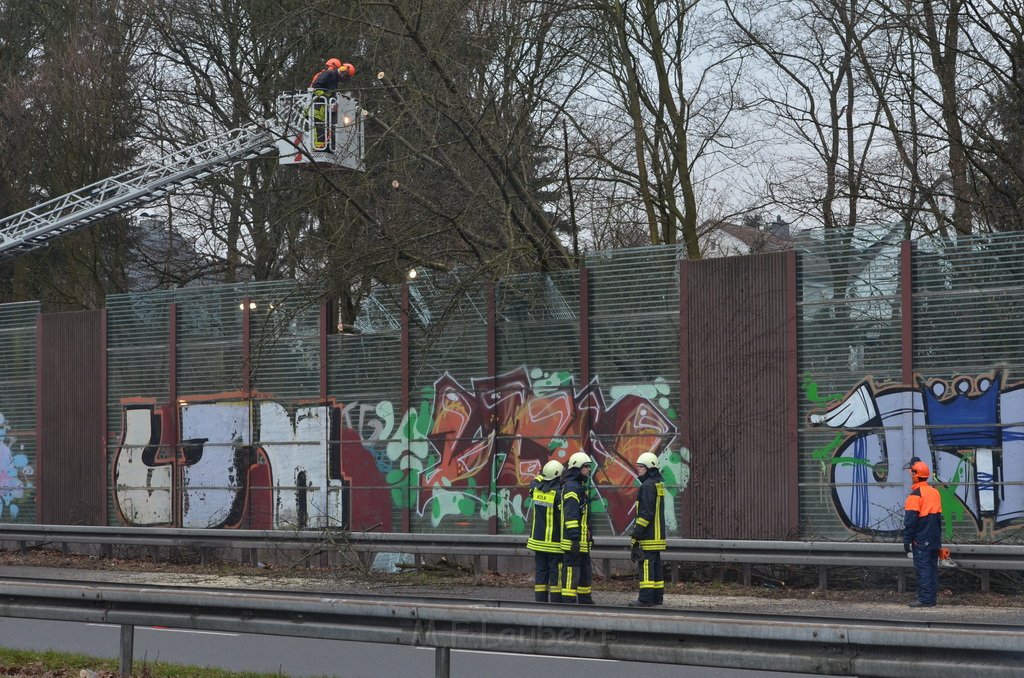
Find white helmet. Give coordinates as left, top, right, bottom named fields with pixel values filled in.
left=636, top=452, right=659, bottom=469
left=567, top=452, right=592, bottom=469
left=541, top=459, right=564, bottom=480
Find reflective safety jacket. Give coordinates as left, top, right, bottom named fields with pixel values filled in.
left=560, top=468, right=591, bottom=553
left=526, top=475, right=562, bottom=553
left=904, top=480, right=943, bottom=551
left=631, top=468, right=666, bottom=551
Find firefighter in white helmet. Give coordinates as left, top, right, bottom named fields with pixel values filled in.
left=559, top=451, right=595, bottom=604
left=628, top=451, right=666, bottom=607
left=526, top=459, right=565, bottom=602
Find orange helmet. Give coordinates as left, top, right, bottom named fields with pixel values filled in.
left=904, top=456, right=930, bottom=479
left=341, top=62, right=356, bottom=78
left=326, top=58, right=342, bottom=69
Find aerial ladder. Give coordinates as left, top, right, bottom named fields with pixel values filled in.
left=0, top=91, right=363, bottom=260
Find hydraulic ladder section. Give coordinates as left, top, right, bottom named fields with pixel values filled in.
left=0, top=90, right=363, bottom=260
left=0, top=123, right=278, bottom=260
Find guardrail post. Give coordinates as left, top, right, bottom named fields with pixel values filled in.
left=670, top=562, right=679, bottom=586
left=435, top=646, right=450, bottom=678
left=817, top=565, right=827, bottom=591
left=742, top=563, right=751, bottom=587
left=897, top=570, right=906, bottom=593
left=119, top=624, right=134, bottom=677
left=980, top=570, right=990, bottom=593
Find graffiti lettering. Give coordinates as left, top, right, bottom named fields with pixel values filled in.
left=112, top=367, right=689, bottom=536
left=809, top=370, right=1024, bottom=536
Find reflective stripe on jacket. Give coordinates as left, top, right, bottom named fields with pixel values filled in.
left=904, top=480, right=942, bottom=551
left=560, top=468, right=590, bottom=553
left=633, top=469, right=666, bottom=551
left=526, top=475, right=562, bottom=553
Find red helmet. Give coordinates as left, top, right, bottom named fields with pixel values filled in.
left=341, top=62, right=356, bottom=78
left=326, top=58, right=342, bottom=69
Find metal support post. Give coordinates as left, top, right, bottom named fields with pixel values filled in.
left=817, top=565, right=828, bottom=591
left=119, top=624, right=134, bottom=677
left=980, top=570, right=991, bottom=593
left=435, top=646, right=450, bottom=678
left=742, top=563, right=752, bottom=587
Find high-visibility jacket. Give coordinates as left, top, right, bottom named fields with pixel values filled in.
left=526, top=475, right=562, bottom=553
left=904, top=480, right=942, bottom=551
left=631, top=468, right=666, bottom=551
left=560, top=468, right=591, bottom=553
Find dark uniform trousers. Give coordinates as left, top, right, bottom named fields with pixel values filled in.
left=638, top=551, right=665, bottom=605
left=534, top=552, right=563, bottom=602
left=561, top=551, right=594, bottom=604
left=912, top=547, right=939, bottom=605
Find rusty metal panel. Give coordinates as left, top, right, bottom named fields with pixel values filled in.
left=38, top=310, right=104, bottom=525
left=686, top=253, right=794, bottom=539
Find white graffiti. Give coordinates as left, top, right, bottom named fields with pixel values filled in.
left=114, top=401, right=342, bottom=529
left=813, top=376, right=1024, bottom=533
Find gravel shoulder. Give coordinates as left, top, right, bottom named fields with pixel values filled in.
left=1, top=547, right=1021, bottom=625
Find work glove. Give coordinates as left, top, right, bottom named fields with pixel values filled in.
left=904, top=543, right=911, bottom=554
left=570, top=540, right=580, bottom=555
left=630, top=539, right=644, bottom=563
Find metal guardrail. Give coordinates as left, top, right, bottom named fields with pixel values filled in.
left=0, top=577, right=1020, bottom=678
left=1, top=524, right=1022, bottom=591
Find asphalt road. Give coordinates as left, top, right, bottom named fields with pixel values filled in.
left=0, top=617, right=810, bottom=677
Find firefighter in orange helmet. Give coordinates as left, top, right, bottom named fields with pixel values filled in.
left=308, top=58, right=356, bottom=151
left=310, top=58, right=356, bottom=91
left=903, top=456, right=943, bottom=608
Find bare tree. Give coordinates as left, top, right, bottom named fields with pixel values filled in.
left=565, top=0, right=751, bottom=257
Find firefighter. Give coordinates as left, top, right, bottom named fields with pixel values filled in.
left=560, top=451, right=594, bottom=604
left=308, top=58, right=356, bottom=150
left=526, top=459, right=564, bottom=602
left=903, top=456, right=943, bottom=608
left=309, top=58, right=356, bottom=91
left=628, top=451, right=667, bottom=607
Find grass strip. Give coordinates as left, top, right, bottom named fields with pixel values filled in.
left=0, top=646, right=319, bottom=677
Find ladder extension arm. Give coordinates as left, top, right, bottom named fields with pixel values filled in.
left=0, top=122, right=280, bottom=260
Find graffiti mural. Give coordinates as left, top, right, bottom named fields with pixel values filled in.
left=112, top=368, right=689, bottom=535
left=0, top=412, right=33, bottom=520
left=808, top=370, right=1024, bottom=537
left=388, top=368, right=687, bottom=534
